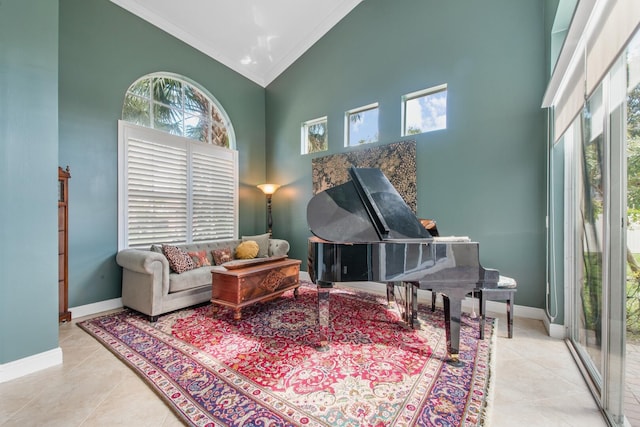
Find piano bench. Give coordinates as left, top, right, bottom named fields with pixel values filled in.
left=477, top=275, right=517, bottom=339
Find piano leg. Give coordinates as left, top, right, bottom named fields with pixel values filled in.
left=404, top=282, right=413, bottom=325
left=387, top=282, right=413, bottom=325
left=441, top=289, right=470, bottom=367
left=386, top=282, right=394, bottom=306
left=316, top=280, right=333, bottom=352
left=411, top=285, right=418, bottom=324
left=406, top=282, right=416, bottom=322
left=392, top=282, right=413, bottom=325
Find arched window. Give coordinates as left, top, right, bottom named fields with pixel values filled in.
left=118, top=73, right=238, bottom=249
left=122, top=72, right=235, bottom=148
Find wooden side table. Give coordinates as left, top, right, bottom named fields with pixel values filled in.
left=211, top=258, right=301, bottom=320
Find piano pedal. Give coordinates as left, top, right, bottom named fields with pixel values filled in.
left=470, top=294, right=478, bottom=319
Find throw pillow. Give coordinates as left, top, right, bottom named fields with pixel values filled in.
left=211, top=247, right=233, bottom=265
left=242, top=233, right=270, bottom=257
left=162, top=244, right=195, bottom=274
left=235, top=240, right=259, bottom=259
left=188, top=250, right=211, bottom=268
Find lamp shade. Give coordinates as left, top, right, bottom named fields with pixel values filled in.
left=257, top=183, right=281, bottom=195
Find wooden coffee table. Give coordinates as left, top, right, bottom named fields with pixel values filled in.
left=211, top=258, right=301, bottom=320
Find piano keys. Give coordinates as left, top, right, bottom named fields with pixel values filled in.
left=306, top=166, right=498, bottom=365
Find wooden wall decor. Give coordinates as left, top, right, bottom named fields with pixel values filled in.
left=311, top=140, right=417, bottom=211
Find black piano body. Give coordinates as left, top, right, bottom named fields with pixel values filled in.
left=306, top=167, right=498, bottom=364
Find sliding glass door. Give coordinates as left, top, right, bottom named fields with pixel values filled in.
left=622, top=32, right=640, bottom=424
left=562, top=30, right=640, bottom=426
left=572, top=84, right=606, bottom=388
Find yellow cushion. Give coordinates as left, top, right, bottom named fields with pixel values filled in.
left=235, top=240, right=259, bottom=259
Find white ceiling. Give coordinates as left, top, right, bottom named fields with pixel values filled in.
left=110, top=0, right=363, bottom=87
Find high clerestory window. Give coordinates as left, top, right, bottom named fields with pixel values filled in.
left=118, top=73, right=238, bottom=249
left=345, top=103, right=379, bottom=146
left=301, top=116, right=328, bottom=154
left=402, top=84, right=448, bottom=136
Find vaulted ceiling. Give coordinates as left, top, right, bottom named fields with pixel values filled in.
left=110, top=0, right=363, bottom=87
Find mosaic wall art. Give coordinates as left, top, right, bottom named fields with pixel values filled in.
left=311, top=140, right=417, bottom=212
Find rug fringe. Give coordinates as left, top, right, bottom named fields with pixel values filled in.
left=480, top=317, right=498, bottom=426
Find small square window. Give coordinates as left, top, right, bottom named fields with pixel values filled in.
left=345, top=103, right=379, bottom=147
left=402, top=85, right=447, bottom=136
left=301, top=117, right=328, bottom=154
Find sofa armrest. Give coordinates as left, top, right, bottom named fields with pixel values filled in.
left=268, top=239, right=290, bottom=257
left=116, top=249, right=170, bottom=295
left=116, top=249, right=166, bottom=273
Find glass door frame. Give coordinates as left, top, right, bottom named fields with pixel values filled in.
left=562, top=52, right=628, bottom=426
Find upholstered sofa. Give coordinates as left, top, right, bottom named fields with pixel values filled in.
left=116, top=236, right=290, bottom=321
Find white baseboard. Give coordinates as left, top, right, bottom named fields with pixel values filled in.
left=0, top=347, right=63, bottom=384
left=0, top=298, right=124, bottom=384
left=300, top=271, right=311, bottom=281
left=483, top=299, right=546, bottom=321
left=69, top=297, right=123, bottom=320
left=544, top=317, right=567, bottom=339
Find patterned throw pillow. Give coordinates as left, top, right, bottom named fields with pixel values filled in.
left=211, top=247, right=233, bottom=265
left=162, top=244, right=195, bottom=274
left=188, top=250, right=211, bottom=268
left=235, top=240, right=259, bottom=259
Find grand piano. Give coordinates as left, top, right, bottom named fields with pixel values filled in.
left=307, top=166, right=499, bottom=365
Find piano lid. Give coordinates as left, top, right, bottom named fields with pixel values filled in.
left=307, top=167, right=432, bottom=243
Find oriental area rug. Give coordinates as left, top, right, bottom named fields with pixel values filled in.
left=78, top=282, right=496, bottom=426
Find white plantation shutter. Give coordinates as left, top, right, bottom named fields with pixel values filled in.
left=191, top=145, right=237, bottom=242
left=127, top=138, right=188, bottom=247
left=118, top=121, right=238, bottom=249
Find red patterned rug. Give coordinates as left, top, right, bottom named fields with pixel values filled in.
left=78, top=282, right=495, bottom=426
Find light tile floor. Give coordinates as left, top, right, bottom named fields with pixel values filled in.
left=0, top=308, right=607, bottom=426
left=625, top=342, right=640, bottom=426
left=489, top=313, right=606, bottom=426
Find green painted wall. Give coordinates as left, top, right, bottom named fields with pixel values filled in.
left=0, top=0, right=60, bottom=363
left=266, top=0, right=548, bottom=309
left=58, top=0, right=267, bottom=307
